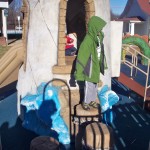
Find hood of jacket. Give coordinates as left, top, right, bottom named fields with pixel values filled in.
left=87, top=16, right=106, bottom=43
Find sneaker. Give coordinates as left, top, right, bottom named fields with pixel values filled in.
left=71, top=51, right=76, bottom=56
left=89, top=101, right=99, bottom=109
left=82, top=102, right=90, bottom=111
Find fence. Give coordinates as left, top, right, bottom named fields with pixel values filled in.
left=121, top=44, right=150, bottom=103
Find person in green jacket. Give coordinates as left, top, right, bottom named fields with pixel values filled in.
left=74, top=16, right=107, bottom=110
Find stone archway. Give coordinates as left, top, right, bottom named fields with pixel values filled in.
left=21, top=0, right=29, bottom=70
left=21, top=0, right=95, bottom=72
left=57, top=0, right=95, bottom=66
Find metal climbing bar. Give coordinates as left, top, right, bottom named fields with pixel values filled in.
left=120, top=44, right=150, bottom=103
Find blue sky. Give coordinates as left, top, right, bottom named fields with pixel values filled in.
left=15, top=0, right=127, bottom=15
left=110, top=0, right=128, bottom=15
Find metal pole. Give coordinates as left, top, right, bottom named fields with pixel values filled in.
left=17, top=16, right=20, bottom=32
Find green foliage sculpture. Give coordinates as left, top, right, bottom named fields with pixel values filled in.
left=122, top=36, right=150, bottom=65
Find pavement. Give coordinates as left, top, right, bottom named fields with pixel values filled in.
left=0, top=78, right=150, bottom=150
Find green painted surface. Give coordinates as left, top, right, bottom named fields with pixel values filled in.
left=122, top=36, right=150, bottom=65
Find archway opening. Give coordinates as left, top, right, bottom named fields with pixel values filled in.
left=56, top=0, right=95, bottom=69
left=66, top=0, right=86, bottom=50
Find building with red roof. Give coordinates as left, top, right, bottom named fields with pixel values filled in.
left=118, top=0, right=150, bottom=36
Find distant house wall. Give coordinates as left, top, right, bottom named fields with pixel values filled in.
left=135, top=21, right=148, bottom=35
left=123, top=22, right=149, bottom=36
left=123, top=23, right=129, bottom=34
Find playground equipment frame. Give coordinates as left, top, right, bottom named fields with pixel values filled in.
left=121, top=44, right=150, bottom=107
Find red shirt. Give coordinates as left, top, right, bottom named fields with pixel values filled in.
left=65, top=36, right=74, bottom=49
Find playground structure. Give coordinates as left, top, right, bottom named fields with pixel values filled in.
left=4, top=0, right=150, bottom=149
left=118, top=35, right=150, bottom=109
left=0, top=0, right=121, bottom=148
left=0, top=40, right=24, bottom=88
left=122, top=35, right=150, bottom=65
left=1, top=0, right=150, bottom=148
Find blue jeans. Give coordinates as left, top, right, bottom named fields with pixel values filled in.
left=65, top=47, right=77, bottom=56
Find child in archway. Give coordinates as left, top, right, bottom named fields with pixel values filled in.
left=65, top=34, right=77, bottom=56
left=74, top=16, right=107, bottom=110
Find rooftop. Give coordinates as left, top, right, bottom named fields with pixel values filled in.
left=116, top=16, right=145, bottom=23
left=138, top=0, right=150, bottom=15
left=120, top=0, right=150, bottom=19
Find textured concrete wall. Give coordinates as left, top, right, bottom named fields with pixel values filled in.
left=17, top=0, right=59, bottom=98
left=17, top=0, right=60, bottom=114
left=95, top=0, right=111, bottom=87
left=111, top=21, right=123, bottom=77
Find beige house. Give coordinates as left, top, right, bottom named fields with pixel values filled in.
left=118, top=0, right=150, bottom=36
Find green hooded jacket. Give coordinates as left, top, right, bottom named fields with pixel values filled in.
left=74, top=16, right=107, bottom=83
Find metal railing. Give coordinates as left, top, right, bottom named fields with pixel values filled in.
left=122, top=44, right=150, bottom=102
left=0, top=30, right=22, bottom=35
left=7, top=30, right=22, bottom=34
